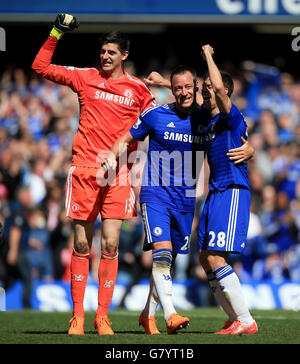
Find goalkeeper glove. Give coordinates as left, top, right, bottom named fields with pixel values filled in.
left=50, top=13, right=79, bottom=40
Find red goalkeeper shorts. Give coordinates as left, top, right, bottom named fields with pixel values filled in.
left=65, top=165, right=136, bottom=221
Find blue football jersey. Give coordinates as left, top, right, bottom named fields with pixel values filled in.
left=130, top=103, right=206, bottom=212
left=201, top=103, right=250, bottom=192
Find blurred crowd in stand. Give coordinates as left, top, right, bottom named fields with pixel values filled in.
left=0, top=56, right=299, bottom=308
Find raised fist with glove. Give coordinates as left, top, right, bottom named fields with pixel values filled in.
left=50, top=13, right=79, bottom=40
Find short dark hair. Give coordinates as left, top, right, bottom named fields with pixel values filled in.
left=99, top=31, right=130, bottom=54
left=170, top=65, right=198, bottom=85
left=203, top=70, right=234, bottom=97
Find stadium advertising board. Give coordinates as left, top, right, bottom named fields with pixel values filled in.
left=4, top=280, right=300, bottom=311
left=1, top=0, right=300, bottom=22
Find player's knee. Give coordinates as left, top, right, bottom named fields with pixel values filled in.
left=74, top=239, right=90, bottom=254
left=200, top=251, right=228, bottom=271
left=73, top=220, right=94, bottom=254
left=101, top=237, right=118, bottom=256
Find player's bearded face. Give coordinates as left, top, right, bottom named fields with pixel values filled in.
left=100, top=43, right=128, bottom=73
left=172, top=72, right=196, bottom=113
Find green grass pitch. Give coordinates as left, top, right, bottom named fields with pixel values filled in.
left=0, top=308, right=299, bottom=345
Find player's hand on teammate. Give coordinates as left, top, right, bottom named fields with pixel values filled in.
left=50, top=13, right=79, bottom=40
left=102, top=153, right=117, bottom=172
left=227, top=137, right=255, bottom=164
left=144, top=72, right=171, bottom=89
left=201, top=44, right=214, bottom=61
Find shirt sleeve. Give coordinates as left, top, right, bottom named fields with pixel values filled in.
left=222, top=104, right=246, bottom=131
left=129, top=115, right=152, bottom=141
left=32, top=36, right=85, bottom=93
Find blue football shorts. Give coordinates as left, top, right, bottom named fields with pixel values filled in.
left=140, top=202, right=194, bottom=254
left=198, top=187, right=251, bottom=254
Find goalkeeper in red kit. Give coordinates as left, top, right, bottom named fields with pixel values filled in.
left=32, top=14, right=156, bottom=335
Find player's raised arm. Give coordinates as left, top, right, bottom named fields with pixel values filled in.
left=201, top=44, right=232, bottom=115
left=31, top=14, right=82, bottom=90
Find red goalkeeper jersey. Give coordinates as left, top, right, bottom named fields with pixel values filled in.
left=32, top=36, right=156, bottom=167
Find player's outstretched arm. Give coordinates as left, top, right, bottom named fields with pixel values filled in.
left=102, top=131, right=137, bottom=171
left=202, top=44, right=231, bottom=115
left=227, top=137, right=255, bottom=164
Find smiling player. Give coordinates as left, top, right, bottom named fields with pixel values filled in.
left=103, top=65, right=254, bottom=334
left=103, top=65, right=202, bottom=334
left=32, top=14, right=156, bottom=335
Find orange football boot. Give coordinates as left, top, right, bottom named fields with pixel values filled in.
left=214, top=320, right=235, bottom=334
left=139, top=313, right=160, bottom=334
left=166, top=313, right=190, bottom=334
left=215, top=320, right=258, bottom=335
left=94, top=316, right=114, bottom=335
left=68, top=316, right=84, bottom=335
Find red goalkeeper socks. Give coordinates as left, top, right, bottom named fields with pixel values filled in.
left=70, top=249, right=89, bottom=317
left=96, top=250, right=118, bottom=317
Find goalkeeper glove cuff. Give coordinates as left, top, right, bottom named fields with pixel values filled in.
left=50, top=26, right=64, bottom=40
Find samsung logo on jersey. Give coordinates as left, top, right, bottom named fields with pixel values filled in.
left=95, top=91, right=135, bottom=106
left=163, top=131, right=214, bottom=144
